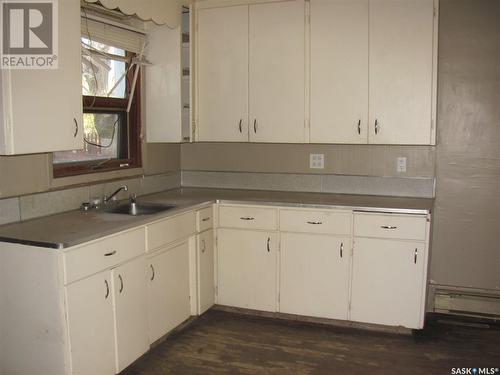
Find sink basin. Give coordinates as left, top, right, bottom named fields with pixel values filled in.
left=104, top=202, right=177, bottom=216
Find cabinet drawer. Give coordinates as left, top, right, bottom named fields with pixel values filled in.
left=280, top=209, right=351, bottom=235
left=219, top=205, right=277, bottom=231
left=64, top=228, right=145, bottom=284
left=197, top=206, right=213, bottom=232
left=147, top=211, right=196, bottom=251
left=354, top=213, right=427, bottom=240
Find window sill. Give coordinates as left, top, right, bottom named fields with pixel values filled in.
left=50, top=167, right=145, bottom=190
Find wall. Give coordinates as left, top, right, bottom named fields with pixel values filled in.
left=430, top=0, right=500, bottom=292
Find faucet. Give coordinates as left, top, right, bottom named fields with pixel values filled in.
left=103, top=185, right=128, bottom=204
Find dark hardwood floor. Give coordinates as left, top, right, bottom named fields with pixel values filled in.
left=123, top=309, right=500, bottom=375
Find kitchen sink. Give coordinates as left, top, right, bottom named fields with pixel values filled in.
left=104, top=202, right=177, bottom=216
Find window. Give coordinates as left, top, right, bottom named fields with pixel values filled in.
left=53, top=27, right=142, bottom=177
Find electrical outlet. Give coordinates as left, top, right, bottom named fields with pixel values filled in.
left=397, top=157, right=407, bottom=173
left=310, top=154, right=325, bottom=169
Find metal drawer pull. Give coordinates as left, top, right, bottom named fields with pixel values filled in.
left=104, top=250, right=116, bottom=256
left=104, top=280, right=110, bottom=299
left=414, top=248, right=418, bottom=264
left=374, top=119, right=380, bottom=134
left=307, top=221, right=323, bottom=225
left=340, top=242, right=343, bottom=258
left=201, top=239, right=206, bottom=253
left=150, top=265, right=155, bottom=281
left=267, top=237, right=271, bottom=252
left=253, top=119, right=258, bottom=133
left=73, top=118, right=78, bottom=137
left=240, top=217, right=255, bottom=221
left=357, top=119, right=361, bottom=135
left=118, top=274, right=124, bottom=293
left=201, top=217, right=210, bottom=222
left=238, top=119, right=243, bottom=133
left=380, top=225, right=397, bottom=230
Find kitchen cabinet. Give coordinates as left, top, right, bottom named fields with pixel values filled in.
left=197, top=229, right=215, bottom=314
left=196, top=0, right=305, bottom=143
left=217, top=228, right=278, bottom=312
left=280, top=232, right=350, bottom=319
left=112, top=256, right=149, bottom=372
left=0, top=0, right=83, bottom=155
left=310, top=0, right=369, bottom=144
left=310, top=0, right=436, bottom=145
left=65, top=269, right=116, bottom=375
left=147, top=240, right=191, bottom=344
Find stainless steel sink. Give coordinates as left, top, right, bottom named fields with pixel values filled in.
left=104, top=202, right=177, bottom=216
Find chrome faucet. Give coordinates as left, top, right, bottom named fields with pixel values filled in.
left=104, top=185, right=128, bottom=204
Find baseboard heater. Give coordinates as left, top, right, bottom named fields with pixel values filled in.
left=434, top=290, right=500, bottom=320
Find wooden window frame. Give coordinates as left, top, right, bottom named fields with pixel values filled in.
left=53, top=53, right=142, bottom=178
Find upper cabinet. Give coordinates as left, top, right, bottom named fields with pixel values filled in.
left=0, top=0, right=83, bottom=155
left=196, top=0, right=305, bottom=143
left=310, top=0, right=437, bottom=145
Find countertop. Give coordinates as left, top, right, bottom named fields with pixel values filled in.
left=0, top=187, right=434, bottom=249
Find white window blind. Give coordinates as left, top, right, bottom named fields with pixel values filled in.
left=81, top=16, right=146, bottom=54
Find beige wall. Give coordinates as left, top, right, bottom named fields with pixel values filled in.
left=0, top=143, right=180, bottom=199
left=430, top=0, right=500, bottom=292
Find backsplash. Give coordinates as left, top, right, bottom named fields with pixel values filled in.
left=0, top=172, right=181, bottom=225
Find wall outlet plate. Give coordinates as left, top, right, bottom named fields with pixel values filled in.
left=310, top=154, right=325, bottom=169
left=397, top=157, right=407, bottom=173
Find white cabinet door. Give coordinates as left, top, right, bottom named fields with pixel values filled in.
left=350, top=238, right=426, bottom=329
left=147, top=241, right=191, bottom=344
left=280, top=233, right=350, bottom=319
left=310, top=0, right=368, bottom=144
left=368, top=0, right=435, bottom=144
left=0, top=0, right=82, bottom=155
left=112, top=256, right=149, bottom=373
left=197, top=229, right=215, bottom=314
left=248, top=0, right=305, bottom=143
left=66, top=270, right=115, bottom=375
left=218, top=228, right=277, bottom=312
left=197, top=5, right=249, bottom=142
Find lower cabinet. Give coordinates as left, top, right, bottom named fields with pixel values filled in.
left=218, top=228, right=278, bottom=312
left=197, top=229, right=215, bottom=314
left=147, top=241, right=191, bottom=344
left=280, top=233, right=350, bottom=320
left=66, top=255, right=148, bottom=375
left=350, top=238, right=426, bottom=329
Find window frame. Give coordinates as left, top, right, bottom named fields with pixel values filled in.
left=53, top=49, right=142, bottom=178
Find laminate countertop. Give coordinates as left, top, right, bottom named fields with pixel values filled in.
left=0, top=187, right=434, bottom=249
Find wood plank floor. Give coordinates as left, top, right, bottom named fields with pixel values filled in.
left=123, top=310, right=500, bottom=375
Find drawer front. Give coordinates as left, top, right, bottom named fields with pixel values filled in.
left=197, top=206, right=213, bottom=232
left=219, top=205, right=278, bottom=231
left=280, top=209, right=352, bottom=235
left=64, top=227, right=145, bottom=284
left=354, top=213, right=427, bottom=240
left=147, top=211, right=196, bottom=251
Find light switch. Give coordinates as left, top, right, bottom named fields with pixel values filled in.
left=310, top=154, right=325, bottom=169
left=397, top=157, right=407, bottom=173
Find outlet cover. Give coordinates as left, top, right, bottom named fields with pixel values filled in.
left=397, top=157, right=407, bottom=173
left=310, top=154, right=325, bottom=169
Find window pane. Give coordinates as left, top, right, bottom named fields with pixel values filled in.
left=82, top=37, right=127, bottom=99
left=53, top=113, right=123, bottom=164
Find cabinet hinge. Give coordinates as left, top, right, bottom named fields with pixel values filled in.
left=215, top=285, right=218, bottom=296
left=192, top=120, right=197, bottom=140
left=215, top=236, right=218, bottom=247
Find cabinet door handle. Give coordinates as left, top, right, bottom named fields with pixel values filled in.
left=104, top=279, right=110, bottom=299
left=238, top=119, right=243, bottom=133
left=240, top=217, right=255, bottom=221
left=104, top=250, right=116, bottom=256
left=73, top=118, right=78, bottom=137
left=267, top=237, right=271, bottom=252
left=357, top=119, right=361, bottom=135
left=253, top=119, right=258, bottom=133
left=150, top=264, right=155, bottom=281
left=380, top=225, right=397, bottom=230
left=374, top=119, right=380, bottom=134
left=118, top=274, right=124, bottom=293
left=201, top=239, right=206, bottom=253
left=414, top=248, right=418, bottom=264
left=307, top=221, right=323, bottom=225
left=340, top=242, right=344, bottom=258
left=202, top=217, right=210, bottom=222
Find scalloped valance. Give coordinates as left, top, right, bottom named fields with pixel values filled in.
left=83, top=0, right=183, bottom=27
